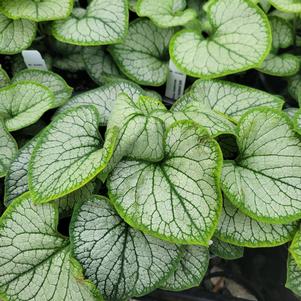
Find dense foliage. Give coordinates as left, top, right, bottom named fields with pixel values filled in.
left=0, top=0, right=301, bottom=300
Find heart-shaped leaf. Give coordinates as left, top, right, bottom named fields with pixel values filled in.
left=257, top=17, right=299, bottom=76
left=0, top=81, right=55, bottom=131
left=108, top=120, right=222, bottom=245
left=0, top=67, right=9, bottom=87
left=4, top=135, right=96, bottom=211
left=153, top=101, right=236, bottom=137
left=0, top=0, right=74, bottom=21
left=99, top=94, right=166, bottom=180
left=257, top=53, right=300, bottom=76
left=52, top=0, right=128, bottom=46
left=136, top=0, right=197, bottom=28
left=160, top=246, right=209, bottom=291
left=0, top=193, right=102, bottom=301
left=222, top=108, right=301, bottom=223
left=169, top=0, right=271, bottom=78
left=268, top=0, right=301, bottom=13
left=0, top=119, right=17, bottom=177
left=82, top=47, right=122, bottom=85
left=4, top=136, right=37, bottom=206
left=172, top=79, right=284, bottom=122
left=70, top=195, right=181, bottom=301
left=0, top=13, right=36, bottom=54
left=286, top=255, right=301, bottom=297
left=58, top=79, right=145, bottom=125
left=216, top=197, right=297, bottom=247
left=210, top=237, right=244, bottom=260
left=13, top=69, right=73, bottom=108
left=29, top=105, right=118, bottom=203
left=109, top=19, right=175, bottom=86
left=269, top=16, right=293, bottom=49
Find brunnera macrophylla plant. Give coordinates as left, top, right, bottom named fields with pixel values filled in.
left=1, top=0, right=301, bottom=300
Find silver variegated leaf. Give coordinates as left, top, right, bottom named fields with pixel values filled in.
left=0, top=67, right=9, bottom=87
left=136, top=0, right=197, bottom=28
left=268, top=0, right=301, bottom=13
left=0, top=81, right=55, bottom=131
left=109, top=19, right=175, bottom=86
left=0, top=193, right=102, bottom=301
left=160, top=245, right=209, bottom=291
left=0, top=13, right=36, bottom=54
left=57, top=79, right=144, bottom=125
left=29, top=105, right=118, bottom=203
left=4, top=136, right=38, bottom=206
left=222, top=108, right=301, bottom=223
left=12, top=69, right=73, bottom=108
left=82, top=47, right=122, bottom=85
left=169, top=0, right=271, bottom=78
left=99, top=94, right=166, bottom=180
left=108, top=120, right=222, bottom=245
left=216, top=197, right=297, bottom=247
left=0, top=119, right=17, bottom=177
left=71, top=195, right=181, bottom=300
left=210, top=237, right=244, bottom=260
left=52, top=0, right=128, bottom=46
left=286, top=255, right=301, bottom=297
left=0, top=0, right=73, bottom=21
left=172, top=79, right=283, bottom=122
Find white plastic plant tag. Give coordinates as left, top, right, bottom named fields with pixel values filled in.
left=165, top=60, right=186, bottom=100
left=22, top=50, right=47, bottom=70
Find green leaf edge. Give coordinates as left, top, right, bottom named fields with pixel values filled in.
left=293, top=108, right=301, bottom=135
left=289, top=229, right=301, bottom=267
left=169, top=0, right=272, bottom=79
left=3, top=134, right=40, bottom=206
left=51, top=0, right=129, bottom=46
left=0, top=0, right=74, bottom=22
left=285, top=254, right=301, bottom=297
left=269, top=16, right=294, bottom=49
left=28, top=105, right=119, bottom=204
left=215, top=220, right=297, bottom=248
left=69, top=194, right=183, bottom=300
left=0, top=191, right=104, bottom=301
left=0, top=119, right=18, bottom=177
left=0, top=67, right=10, bottom=86
left=170, top=105, right=238, bottom=137
left=0, top=19, right=37, bottom=55
left=135, top=0, right=198, bottom=28
left=108, top=119, right=223, bottom=246
left=81, top=47, right=124, bottom=86
left=12, top=69, right=74, bottom=108
left=108, top=18, right=170, bottom=87
left=256, top=53, right=300, bottom=77
left=210, top=238, right=244, bottom=260
left=0, top=80, right=56, bottom=132
left=268, top=0, right=301, bottom=13
left=171, top=79, right=284, bottom=121
left=160, top=247, right=210, bottom=292
left=221, top=106, right=301, bottom=224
